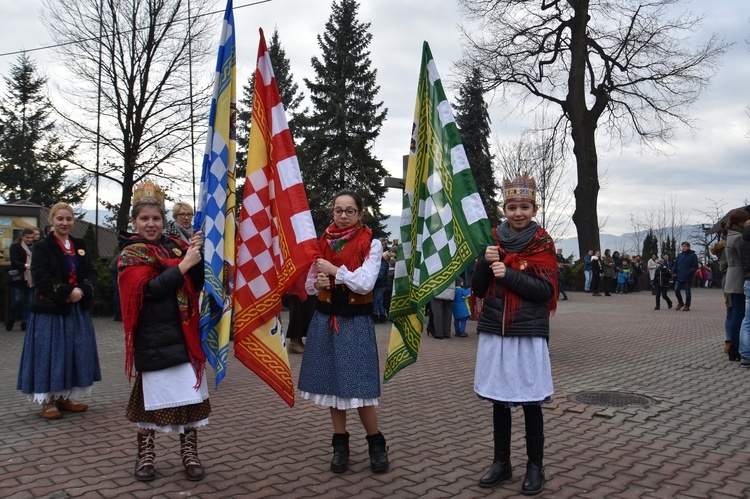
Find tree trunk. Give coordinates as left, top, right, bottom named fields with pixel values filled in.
left=571, top=122, right=600, bottom=257
left=118, top=164, right=135, bottom=233
left=566, top=0, right=601, bottom=257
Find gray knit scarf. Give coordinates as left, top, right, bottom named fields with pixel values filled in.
left=495, top=220, right=538, bottom=253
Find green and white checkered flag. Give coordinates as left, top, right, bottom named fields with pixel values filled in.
left=384, top=42, right=493, bottom=382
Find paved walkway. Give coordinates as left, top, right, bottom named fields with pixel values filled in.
left=1, top=288, right=748, bottom=498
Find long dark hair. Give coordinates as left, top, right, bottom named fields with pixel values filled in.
left=331, top=189, right=364, bottom=212
left=15, top=228, right=34, bottom=244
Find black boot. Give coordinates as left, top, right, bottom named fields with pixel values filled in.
left=479, top=431, right=512, bottom=488
left=521, top=435, right=545, bottom=495
left=134, top=430, right=156, bottom=481
left=728, top=344, right=741, bottom=361
left=366, top=432, right=389, bottom=473
left=180, top=428, right=205, bottom=481
left=331, top=433, right=350, bottom=473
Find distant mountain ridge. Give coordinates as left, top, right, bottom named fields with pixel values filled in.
left=555, top=224, right=703, bottom=260
left=381, top=215, right=703, bottom=261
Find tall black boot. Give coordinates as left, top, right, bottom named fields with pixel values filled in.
left=331, top=433, right=350, bottom=473
left=366, top=432, right=389, bottom=473
left=478, top=431, right=512, bottom=488
left=521, top=435, right=545, bottom=495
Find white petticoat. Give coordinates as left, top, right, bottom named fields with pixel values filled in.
left=299, top=391, right=378, bottom=410
left=474, top=334, right=553, bottom=403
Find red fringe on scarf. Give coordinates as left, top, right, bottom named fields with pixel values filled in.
left=319, top=222, right=373, bottom=333
left=489, top=226, right=559, bottom=328
left=118, top=240, right=205, bottom=388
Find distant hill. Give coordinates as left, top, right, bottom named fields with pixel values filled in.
left=555, top=224, right=704, bottom=260
left=380, top=215, right=704, bottom=261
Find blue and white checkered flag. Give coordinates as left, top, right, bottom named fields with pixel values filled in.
left=194, top=0, right=237, bottom=386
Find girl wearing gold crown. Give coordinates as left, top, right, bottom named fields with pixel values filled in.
left=17, top=202, right=101, bottom=420
left=471, top=175, right=558, bottom=495
left=117, top=180, right=209, bottom=482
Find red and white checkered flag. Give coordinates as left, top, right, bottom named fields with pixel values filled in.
left=233, top=28, right=319, bottom=407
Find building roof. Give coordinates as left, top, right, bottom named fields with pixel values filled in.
left=1, top=200, right=119, bottom=259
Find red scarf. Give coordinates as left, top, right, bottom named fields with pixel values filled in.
left=320, top=222, right=373, bottom=277
left=318, top=222, right=373, bottom=333
left=118, top=237, right=205, bottom=387
left=492, top=226, right=558, bottom=326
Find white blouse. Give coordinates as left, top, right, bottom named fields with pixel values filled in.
left=306, top=240, right=382, bottom=295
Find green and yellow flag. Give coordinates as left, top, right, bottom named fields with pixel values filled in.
left=384, top=42, right=493, bottom=382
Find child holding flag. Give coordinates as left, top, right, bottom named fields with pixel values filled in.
left=298, top=190, right=389, bottom=474
left=471, top=175, right=557, bottom=496
left=118, top=180, right=209, bottom=482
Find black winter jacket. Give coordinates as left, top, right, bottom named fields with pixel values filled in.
left=31, top=234, right=96, bottom=314
left=741, top=225, right=750, bottom=281
left=8, top=242, right=30, bottom=290
left=120, top=236, right=204, bottom=373
left=471, top=250, right=555, bottom=339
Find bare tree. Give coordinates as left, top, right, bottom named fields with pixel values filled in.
left=495, top=114, right=572, bottom=240
left=629, top=193, right=689, bottom=258
left=692, top=198, right=727, bottom=260
left=41, top=0, right=216, bottom=231
left=457, top=0, right=729, bottom=258
left=626, top=214, right=646, bottom=257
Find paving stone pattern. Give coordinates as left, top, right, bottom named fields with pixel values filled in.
left=1, top=288, right=748, bottom=498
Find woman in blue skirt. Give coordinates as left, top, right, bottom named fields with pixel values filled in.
left=298, top=190, right=388, bottom=474
left=17, top=202, right=101, bottom=419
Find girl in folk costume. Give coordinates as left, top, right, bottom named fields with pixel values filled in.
left=298, top=190, right=389, bottom=474
left=118, top=180, right=209, bottom=482
left=471, top=175, right=558, bottom=496
left=17, top=203, right=101, bottom=420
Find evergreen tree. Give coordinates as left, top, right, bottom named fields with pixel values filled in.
left=0, top=54, right=87, bottom=206
left=298, top=0, right=388, bottom=235
left=642, top=229, right=659, bottom=261
left=454, top=67, right=502, bottom=227
left=661, top=236, right=677, bottom=260
left=82, top=222, right=98, bottom=260
left=237, top=28, right=305, bottom=178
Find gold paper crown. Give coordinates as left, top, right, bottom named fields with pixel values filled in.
left=502, top=174, right=537, bottom=204
left=132, top=179, right=165, bottom=208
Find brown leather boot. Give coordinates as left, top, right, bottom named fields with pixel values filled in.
left=287, top=338, right=305, bottom=354
left=56, top=398, right=88, bottom=412
left=134, top=430, right=156, bottom=481
left=180, top=428, right=205, bottom=481
left=41, top=401, right=62, bottom=420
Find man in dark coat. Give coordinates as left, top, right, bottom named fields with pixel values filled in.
left=672, top=242, right=699, bottom=311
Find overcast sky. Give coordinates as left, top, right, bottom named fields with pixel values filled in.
left=0, top=0, right=748, bottom=238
